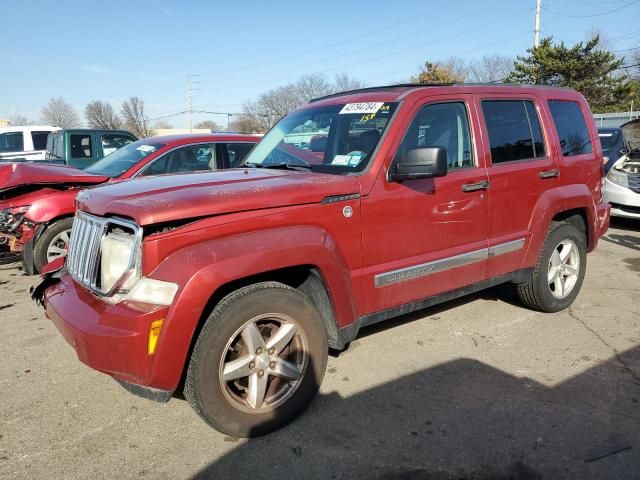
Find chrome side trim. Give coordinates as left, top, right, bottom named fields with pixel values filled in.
left=488, top=238, right=525, bottom=257
left=374, top=238, right=526, bottom=287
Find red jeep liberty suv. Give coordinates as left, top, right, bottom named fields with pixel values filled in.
left=34, top=84, right=610, bottom=437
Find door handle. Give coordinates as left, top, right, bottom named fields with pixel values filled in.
left=538, top=169, right=559, bottom=179
left=461, top=180, right=490, bottom=192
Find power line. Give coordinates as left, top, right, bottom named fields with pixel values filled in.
left=195, top=8, right=448, bottom=78
left=545, top=0, right=640, bottom=18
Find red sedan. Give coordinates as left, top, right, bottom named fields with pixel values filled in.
left=0, top=134, right=259, bottom=273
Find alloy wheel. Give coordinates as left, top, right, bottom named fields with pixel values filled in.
left=547, top=239, right=580, bottom=299
left=219, top=313, right=309, bottom=413
left=46, top=229, right=71, bottom=263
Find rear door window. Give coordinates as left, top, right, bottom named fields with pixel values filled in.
left=140, top=144, right=216, bottom=176
left=0, top=132, right=24, bottom=153
left=548, top=100, right=593, bottom=156
left=31, top=131, right=50, bottom=150
left=481, top=100, right=546, bottom=163
left=70, top=134, right=92, bottom=159
left=224, top=142, right=256, bottom=168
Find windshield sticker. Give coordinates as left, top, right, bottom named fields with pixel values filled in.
left=348, top=152, right=365, bottom=166
left=136, top=144, right=156, bottom=152
left=331, top=155, right=351, bottom=166
left=339, top=102, right=384, bottom=115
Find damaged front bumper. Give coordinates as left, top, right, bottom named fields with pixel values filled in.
left=30, top=262, right=174, bottom=400
left=0, top=206, right=36, bottom=253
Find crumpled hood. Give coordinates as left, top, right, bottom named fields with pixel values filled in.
left=0, top=162, right=107, bottom=195
left=621, top=119, right=640, bottom=151
left=76, top=169, right=361, bottom=226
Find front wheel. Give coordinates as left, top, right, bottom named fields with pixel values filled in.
left=517, top=222, right=587, bottom=312
left=33, top=217, right=74, bottom=274
left=184, top=282, right=328, bottom=437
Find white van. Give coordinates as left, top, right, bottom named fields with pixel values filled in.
left=0, top=126, right=59, bottom=161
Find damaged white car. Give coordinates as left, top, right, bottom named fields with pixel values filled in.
left=604, top=119, right=640, bottom=219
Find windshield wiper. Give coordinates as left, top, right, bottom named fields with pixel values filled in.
left=244, top=162, right=311, bottom=171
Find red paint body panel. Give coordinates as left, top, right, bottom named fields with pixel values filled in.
left=0, top=163, right=106, bottom=194
left=41, top=85, right=610, bottom=394
left=76, top=169, right=358, bottom=226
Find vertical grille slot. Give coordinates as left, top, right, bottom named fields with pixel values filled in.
left=66, top=211, right=141, bottom=295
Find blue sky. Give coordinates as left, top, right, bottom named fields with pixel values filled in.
left=2, top=0, right=639, bottom=128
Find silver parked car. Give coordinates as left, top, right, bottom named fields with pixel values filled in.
left=604, top=119, right=640, bottom=219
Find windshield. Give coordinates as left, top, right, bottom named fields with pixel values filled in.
left=83, top=140, right=165, bottom=177
left=242, top=102, right=398, bottom=173
left=598, top=131, right=620, bottom=150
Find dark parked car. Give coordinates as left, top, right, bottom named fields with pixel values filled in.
left=598, top=127, right=629, bottom=172
left=44, top=129, right=137, bottom=168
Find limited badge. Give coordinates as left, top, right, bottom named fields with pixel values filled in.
left=343, top=206, right=353, bottom=218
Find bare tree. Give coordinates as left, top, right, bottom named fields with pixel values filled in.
left=229, top=114, right=263, bottom=134
left=295, top=73, right=333, bottom=103
left=194, top=120, right=220, bottom=131
left=153, top=119, right=173, bottom=129
left=333, top=73, right=367, bottom=92
left=41, top=97, right=80, bottom=128
left=85, top=100, right=122, bottom=129
left=239, top=73, right=367, bottom=132
left=467, top=54, right=514, bottom=83
left=121, top=97, right=153, bottom=138
left=9, top=115, right=30, bottom=126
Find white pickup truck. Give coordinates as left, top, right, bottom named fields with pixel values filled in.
left=0, top=126, right=59, bottom=161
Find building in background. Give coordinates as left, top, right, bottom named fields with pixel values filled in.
left=0, top=119, right=10, bottom=127
left=593, top=111, right=640, bottom=128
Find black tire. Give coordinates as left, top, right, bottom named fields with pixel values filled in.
left=184, top=281, right=328, bottom=437
left=517, top=221, right=587, bottom=313
left=33, top=217, right=74, bottom=274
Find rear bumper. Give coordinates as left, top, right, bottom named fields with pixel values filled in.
left=44, top=274, right=171, bottom=390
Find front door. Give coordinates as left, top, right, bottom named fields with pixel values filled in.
left=361, top=96, right=490, bottom=315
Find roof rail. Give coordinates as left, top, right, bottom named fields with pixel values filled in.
left=309, top=82, right=575, bottom=103
left=309, top=83, right=455, bottom=103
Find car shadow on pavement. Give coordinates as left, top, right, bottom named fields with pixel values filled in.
left=192, top=345, right=640, bottom=480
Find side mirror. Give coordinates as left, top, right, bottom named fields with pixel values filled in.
left=391, top=147, right=448, bottom=181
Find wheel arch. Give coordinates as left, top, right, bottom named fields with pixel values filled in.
left=522, top=185, right=597, bottom=267
left=146, top=226, right=358, bottom=393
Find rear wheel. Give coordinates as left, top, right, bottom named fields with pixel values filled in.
left=517, top=222, right=587, bottom=312
left=33, top=217, right=73, bottom=273
left=184, top=282, right=328, bottom=437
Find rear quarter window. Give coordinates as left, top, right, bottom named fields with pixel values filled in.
left=548, top=100, right=593, bottom=157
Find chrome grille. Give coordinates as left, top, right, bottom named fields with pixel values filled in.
left=67, top=211, right=141, bottom=295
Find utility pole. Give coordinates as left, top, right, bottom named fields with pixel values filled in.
left=187, top=75, right=193, bottom=133
left=534, top=0, right=542, bottom=48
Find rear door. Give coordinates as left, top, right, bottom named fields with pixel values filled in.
left=361, top=95, right=490, bottom=314
left=476, top=95, right=559, bottom=278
